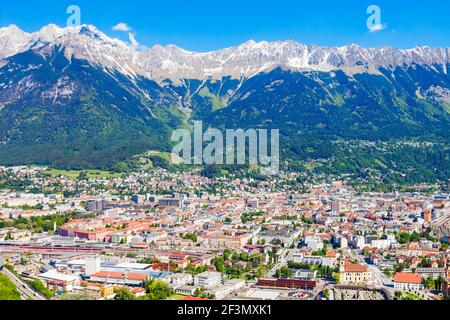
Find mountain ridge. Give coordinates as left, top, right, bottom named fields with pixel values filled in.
left=1, top=24, right=449, bottom=84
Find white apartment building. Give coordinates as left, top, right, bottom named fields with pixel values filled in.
left=193, top=271, right=222, bottom=288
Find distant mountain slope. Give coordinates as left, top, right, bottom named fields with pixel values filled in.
left=1, top=24, right=449, bottom=83
left=0, top=24, right=448, bottom=180
left=207, top=66, right=450, bottom=139
left=0, top=48, right=183, bottom=169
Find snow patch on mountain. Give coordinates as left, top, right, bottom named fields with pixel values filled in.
left=0, top=24, right=449, bottom=85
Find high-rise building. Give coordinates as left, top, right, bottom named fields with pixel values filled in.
left=85, top=256, right=101, bottom=276
left=193, top=271, right=222, bottom=288
left=423, top=209, right=432, bottom=222
left=158, top=198, right=183, bottom=208
left=87, top=199, right=107, bottom=212
left=131, top=195, right=145, bottom=204
left=332, top=200, right=342, bottom=213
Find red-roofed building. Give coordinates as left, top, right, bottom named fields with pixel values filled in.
left=130, top=287, right=147, bottom=298
left=339, top=259, right=372, bottom=285
left=393, top=272, right=424, bottom=292
left=88, top=271, right=150, bottom=287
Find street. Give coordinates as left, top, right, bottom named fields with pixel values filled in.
left=0, top=255, right=47, bottom=300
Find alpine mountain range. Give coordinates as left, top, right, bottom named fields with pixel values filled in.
left=0, top=24, right=449, bottom=183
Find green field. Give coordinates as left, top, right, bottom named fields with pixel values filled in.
left=401, top=292, right=424, bottom=300
left=168, top=294, right=189, bottom=300
left=140, top=150, right=184, bottom=167
left=45, top=169, right=123, bottom=179
left=146, top=151, right=173, bottom=163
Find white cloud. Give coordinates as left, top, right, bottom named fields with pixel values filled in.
left=112, top=22, right=146, bottom=50
left=128, top=33, right=146, bottom=50
left=128, top=33, right=139, bottom=47
left=112, top=23, right=132, bottom=32
left=369, top=23, right=388, bottom=33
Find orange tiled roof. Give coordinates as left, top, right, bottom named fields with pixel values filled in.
left=393, top=272, right=423, bottom=284
left=183, top=297, right=208, bottom=300
left=344, top=262, right=368, bottom=273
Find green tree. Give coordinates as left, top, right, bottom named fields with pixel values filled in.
left=435, top=275, right=444, bottom=291
left=77, top=172, right=88, bottom=180
left=126, top=252, right=136, bottom=258
left=182, top=233, right=198, bottom=243
left=312, top=248, right=328, bottom=257
left=27, top=279, right=53, bottom=299
left=223, top=249, right=232, bottom=261
left=114, top=288, right=136, bottom=300
left=423, top=276, right=435, bottom=290
left=332, top=272, right=340, bottom=283
left=213, top=257, right=226, bottom=273
left=276, top=266, right=293, bottom=278
left=145, top=280, right=173, bottom=300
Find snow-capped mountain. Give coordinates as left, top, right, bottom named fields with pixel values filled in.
left=0, top=24, right=76, bottom=59
left=0, top=24, right=448, bottom=176
left=0, top=25, right=33, bottom=60
left=1, top=24, right=449, bottom=83
left=141, top=40, right=450, bottom=82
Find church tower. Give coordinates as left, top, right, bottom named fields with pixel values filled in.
left=339, top=257, right=346, bottom=273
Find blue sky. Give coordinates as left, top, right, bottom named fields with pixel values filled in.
left=1, top=0, right=449, bottom=51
